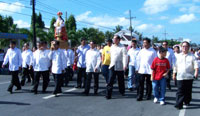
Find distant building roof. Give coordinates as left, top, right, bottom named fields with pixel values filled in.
left=114, top=30, right=139, bottom=45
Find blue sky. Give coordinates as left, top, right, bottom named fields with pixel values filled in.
left=0, top=0, right=200, bottom=44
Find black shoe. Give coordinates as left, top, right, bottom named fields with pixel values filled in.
left=174, top=105, right=183, bottom=110
left=128, top=88, right=133, bottom=91
left=21, top=82, right=25, bottom=86
left=82, top=91, right=89, bottom=96
left=53, top=92, right=59, bottom=97
left=146, top=96, right=151, bottom=100
left=82, top=85, right=85, bottom=88
left=31, top=89, right=37, bottom=94
left=105, top=96, right=111, bottom=100
left=75, top=85, right=81, bottom=88
left=184, top=102, right=190, bottom=106
left=94, top=92, right=98, bottom=95
left=15, top=87, right=21, bottom=91
left=26, top=81, right=31, bottom=83
left=137, top=97, right=143, bottom=101
left=7, top=88, right=12, bottom=94
left=42, top=90, right=46, bottom=93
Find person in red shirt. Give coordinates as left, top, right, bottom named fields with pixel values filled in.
left=151, top=46, right=170, bottom=105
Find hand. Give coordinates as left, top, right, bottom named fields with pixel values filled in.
left=94, top=68, right=98, bottom=72
left=172, top=73, right=176, bottom=80
left=2, top=65, right=5, bottom=68
left=62, top=70, right=65, bottom=73
left=163, top=73, right=168, bottom=77
left=29, top=65, right=33, bottom=69
left=123, top=66, right=127, bottom=71
left=194, top=72, right=198, bottom=79
left=19, top=67, right=22, bottom=70
left=151, top=76, right=154, bottom=81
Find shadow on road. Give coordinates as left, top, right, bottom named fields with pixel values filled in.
left=0, top=101, right=31, bottom=105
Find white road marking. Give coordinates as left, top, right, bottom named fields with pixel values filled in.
left=0, top=81, right=10, bottom=85
left=179, top=105, right=187, bottom=116
left=43, top=88, right=77, bottom=99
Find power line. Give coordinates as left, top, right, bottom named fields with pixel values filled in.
left=0, top=8, right=52, bottom=20
left=0, top=8, right=31, bottom=17
left=37, top=1, right=58, bottom=12
left=0, top=1, right=55, bottom=16
left=68, top=0, right=124, bottom=17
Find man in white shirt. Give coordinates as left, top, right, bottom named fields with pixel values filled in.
left=63, top=46, right=75, bottom=86
left=173, top=41, right=199, bottom=110
left=82, top=41, right=101, bottom=95
left=106, top=35, right=127, bottom=99
left=127, top=40, right=140, bottom=91
left=49, top=41, right=66, bottom=96
left=30, top=41, right=50, bottom=94
left=162, top=41, right=176, bottom=90
left=75, top=38, right=90, bottom=88
left=21, top=43, right=34, bottom=86
left=2, top=41, right=22, bottom=94
left=136, top=38, right=157, bottom=101
left=173, top=45, right=180, bottom=86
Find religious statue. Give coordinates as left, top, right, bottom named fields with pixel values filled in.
left=53, top=11, right=68, bottom=49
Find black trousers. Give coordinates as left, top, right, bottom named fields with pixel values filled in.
left=85, top=72, right=99, bottom=94
left=166, top=70, right=172, bottom=89
left=63, top=66, right=73, bottom=86
left=8, top=71, right=21, bottom=90
left=175, top=80, right=193, bottom=107
left=137, top=74, right=152, bottom=99
left=106, top=66, right=125, bottom=98
left=53, top=74, right=63, bottom=94
left=77, top=68, right=86, bottom=87
left=32, top=71, right=49, bottom=92
left=21, top=67, right=34, bottom=85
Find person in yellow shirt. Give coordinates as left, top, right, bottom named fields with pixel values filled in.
left=101, top=39, right=112, bottom=84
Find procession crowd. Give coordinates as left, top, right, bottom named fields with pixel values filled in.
left=0, top=35, right=200, bottom=110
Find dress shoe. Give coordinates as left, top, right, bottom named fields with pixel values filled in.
left=128, top=88, right=133, bottom=91
left=137, top=97, right=143, bottom=101
left=174, top=105, right=183, bottom=110
left=146, top=96, right=151, bottom=100
left=81, top=91, right=89, bottom=96
left=7, top=89, right=12, bottom=94
left=15, top=87, right=21, bottom=91
left=105, top=96, right=111, bottom=100
left=75, top=85, right=81, bottom=88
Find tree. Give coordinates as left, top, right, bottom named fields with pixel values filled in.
left=66, top=15, right=76, bottom=32
left=152, top=36, right=159, bottom=43
left=105, top=31, right=114, bottom=40
left=37, top=12, right=45, bottom=29
left=114, top=25, right=123, bottom=33
left=0, top=15, right=17, bottom=48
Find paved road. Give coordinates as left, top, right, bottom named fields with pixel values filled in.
left=0, top=74, right=200, bottom=116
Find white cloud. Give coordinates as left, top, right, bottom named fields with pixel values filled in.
left=170, top=14, right=196, bottom=24
left=135, top=24, right=163, bottom=33
left=14, top=20, right=30, bottom=28
left=76, top=11, right=140, bottom=29
left=142, top=0, right=180, bottom=14
left=179, top=5, right=200, bottom=13
left=159, top=16, right=169, bottom=20
left=0, top=2, right=24, bottom=15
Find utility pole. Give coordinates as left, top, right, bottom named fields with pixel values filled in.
left=163, top=29, right=168, bottom=40
left=31, top=0, right=36, bottom=48
left=126, top=10, right=136, bottom=38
